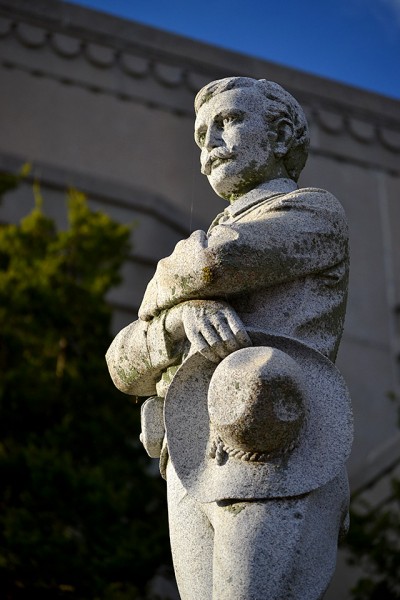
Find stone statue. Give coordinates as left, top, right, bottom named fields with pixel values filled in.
left=106, top=77, right=353, bottom=600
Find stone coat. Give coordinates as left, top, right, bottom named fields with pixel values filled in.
left=106, top=178, right=349, bottom=399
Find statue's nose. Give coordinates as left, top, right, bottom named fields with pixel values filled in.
left=204, top=123, right=222, bottom=150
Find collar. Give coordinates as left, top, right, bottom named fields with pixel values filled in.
left=225, top=178, right=298, bottom=219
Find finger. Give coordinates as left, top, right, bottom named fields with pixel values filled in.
left=208, top=312, right=233, bottom=342
left=195, top=312, right=235, bottom=360
left=225, top=312, right=252, bottom=347
left=198, top=310, right=247, bottom=359
left=184, top=319, right=207, bottom=349
left=192, top=331, right=222, bottom=364
left=206, top=313, right=242, bottom=357
left=197, top=314, right=221, bottom=347
left=199, top=346, right=223, bottom=364
left=196, top=316, right=231, bottom=361
left=220, top=329, right=242, bottom=354
left=209, top=311, right=249, bottom=350
left=184, top=317, right=221, bottom=363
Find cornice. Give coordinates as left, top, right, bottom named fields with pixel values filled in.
left=0, top=151, right=196, bottom=238
left=1, top=0, right=400, bottom=156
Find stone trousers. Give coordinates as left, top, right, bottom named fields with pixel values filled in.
left=166, top=461, right=350, bottom=600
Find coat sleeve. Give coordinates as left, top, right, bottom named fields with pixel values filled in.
left=105, top=312, right=179, bottom=397
left=139, top=190, right=349, bottom=321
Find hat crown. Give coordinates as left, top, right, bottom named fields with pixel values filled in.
left=208, top=347, right=306, bottom=455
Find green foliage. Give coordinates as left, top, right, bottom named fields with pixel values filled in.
left=346, top=491, right=400, bottom=599
left=0, top=163, right=31, bottom=197
left=0, top=177, right=171, bottom=598
left=345, top=399, right=400, bottom=600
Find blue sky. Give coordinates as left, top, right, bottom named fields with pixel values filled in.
left=67, top=0, right=400, bottom=100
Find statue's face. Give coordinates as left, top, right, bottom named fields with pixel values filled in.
left=195, top=88, right=279, bottom=200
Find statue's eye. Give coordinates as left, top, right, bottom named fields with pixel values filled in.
left=223, top=112, right=243, bottom=127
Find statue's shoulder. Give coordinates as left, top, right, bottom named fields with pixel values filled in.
left=267, top=187, right=347, bottom=224
left=284, top=187, right=346, bottom=214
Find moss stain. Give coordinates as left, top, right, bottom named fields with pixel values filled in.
left=224, top=503, right=246, bottom=516
left=202, top=266, right=214, bottom=284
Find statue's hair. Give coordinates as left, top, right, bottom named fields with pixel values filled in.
left=194, top=77, right=310, bottom=181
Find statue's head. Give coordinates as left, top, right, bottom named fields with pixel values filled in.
left=194, top=77, right=310, bottom=201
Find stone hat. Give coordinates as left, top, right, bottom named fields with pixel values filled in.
left=208, top=346, right=307, bottom=461
left=164, top=329, right=353, bottom=502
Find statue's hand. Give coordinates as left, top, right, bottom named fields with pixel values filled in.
left=181, top=300, right=251, bottom=364
left=139, top=276, right=158, bottom=321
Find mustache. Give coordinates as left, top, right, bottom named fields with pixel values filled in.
left=202, top=148, right=235, bottom=175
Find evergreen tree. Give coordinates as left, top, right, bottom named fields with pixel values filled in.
left=345, top=399, right=400, bottom=600
left=0, top=176, right=171, bottom=598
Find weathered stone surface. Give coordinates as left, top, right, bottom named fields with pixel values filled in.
left=140, top=395, right=165, bottom=458
left=2, top=2, right=399, bottom=593
left=164, top=332, right=352, bottom=503
left=106, top=76, right=352, bottom=598
left=167, top=460, right=350, bottom=600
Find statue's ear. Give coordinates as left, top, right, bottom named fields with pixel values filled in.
left=272, top=118, right=294, bottom=159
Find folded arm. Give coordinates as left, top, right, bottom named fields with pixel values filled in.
left=106, top=309, right=184, bottom=397
left=139, top=191, right=348, bottom=321
left=106, top=300, right=250, bottom=397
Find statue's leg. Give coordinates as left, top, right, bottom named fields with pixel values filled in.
left=211, top=469, right=349, bottom=600
left=166, top=461, right=214, bottom=600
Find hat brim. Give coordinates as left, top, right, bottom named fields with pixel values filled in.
left=164, top=329, right=353, bottom=502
